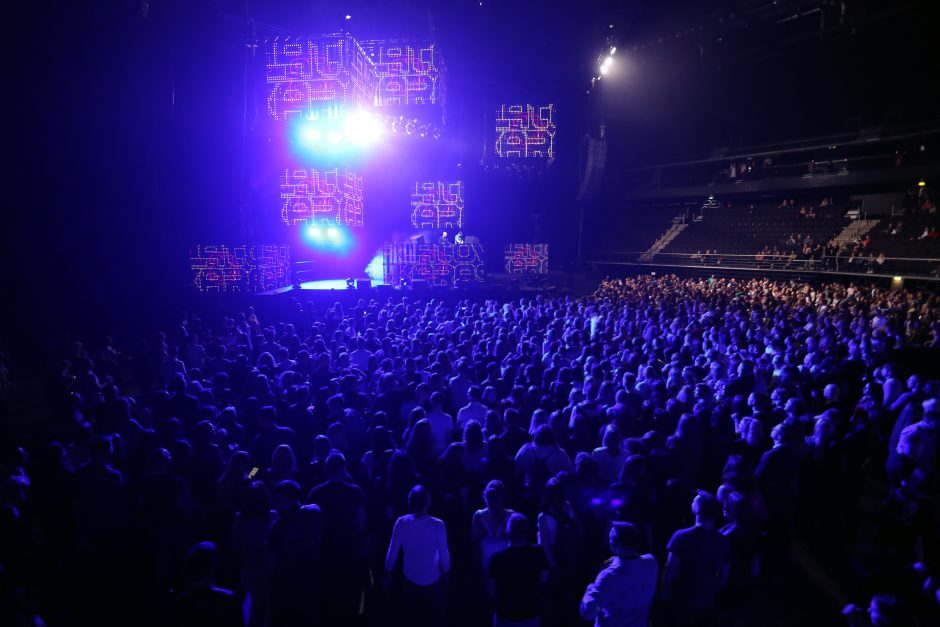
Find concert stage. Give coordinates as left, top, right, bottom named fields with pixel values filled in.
left=186, top=33, right=561, bottom=300
left=257, top=272, right=586, bottom=297
left=259, top=278, right=385, bottom=294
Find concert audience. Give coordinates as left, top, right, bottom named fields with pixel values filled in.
left=1, top=274, right=940, bottom=626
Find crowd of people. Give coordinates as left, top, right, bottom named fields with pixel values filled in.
left=2, top=275, right=940, bottom=626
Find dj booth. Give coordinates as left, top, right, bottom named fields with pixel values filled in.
left=382, top=242, right=486, bottom=286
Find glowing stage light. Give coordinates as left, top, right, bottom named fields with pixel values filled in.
left=343, top=111, right=384, bottom=145
left=301, top=127, right=322, bottom=142
left=600, top=65, right=609, bottom=75
left=918, top=180, right=927, bottom=187
left=610, top=46, right=617, bottom=54
left=326, top=131, right=343, bottom=144
left=301, top=223, right=352, bottom=254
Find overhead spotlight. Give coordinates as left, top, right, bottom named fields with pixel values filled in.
left=918, top=180, right=927, bottom=187
left=326, top=131, right=343, bottom=144
left=307, top=224, right=324, bottom=240
left=603, top=56, right=613, bottom=68
left=600, top=65, right=609, bottom=75
left=345, top=14, right=351, bottom=20
left=610, top=46, right=617, bottom=54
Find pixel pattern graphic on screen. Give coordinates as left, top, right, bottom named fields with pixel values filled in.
left=505, top=243, right=549, bottom=274
left=265, top=34, right=376, bottom=120
left=384, top=243, right=485, bottom=286
left=410, top=181, right=464, bottom=229
left=190, top=244, right=291, bottom=293
left=280, top=168, right=364, bottom=227
left=495, top=104, right=556, bottom=158
left=361, top=40, right=445, bottom=107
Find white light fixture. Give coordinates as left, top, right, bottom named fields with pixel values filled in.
left=610, top=46, right=617, bottom=54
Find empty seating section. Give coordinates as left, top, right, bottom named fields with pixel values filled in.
left=869, top=214, right=940, bottom=259
left=664, top=199, right=848, bottom=255
left=600, top=205, right=687, bottom=253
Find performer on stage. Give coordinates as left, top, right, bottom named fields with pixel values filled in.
left=454, top=230, right=465, bottom=244
left=438, top=231, right=449, bottom=245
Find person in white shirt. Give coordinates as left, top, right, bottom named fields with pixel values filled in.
left=581, top=522, right=658, bottom=627
left=348, top=336, right=372, bottom=372
left=425, top=391, right=454, bottom=454
left=456, top=386, right=488, bottom=432
left=385, top=485, right=450, bottom=626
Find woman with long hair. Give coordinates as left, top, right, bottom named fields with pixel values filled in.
left=265, top=444, right=298, bottom=490
left=405, top=419, right=437, bottom=481
left=470, top=479, right=514, bottom=572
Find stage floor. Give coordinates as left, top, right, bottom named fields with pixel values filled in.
left=260, top=277, right=383, bottom=294
left=257, top=272, right=588, bottom=296
left=300, top=278, right=385, bottom=290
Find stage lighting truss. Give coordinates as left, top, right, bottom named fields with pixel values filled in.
left=293, top=108, right=385, bottom=149
left=482, top=160, right=553, bottom=180
left=293, top=110, right=440, bottom=148
left=381, top=114, right=442, bottom=140
left=588, top=41, right=618, bottom=91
